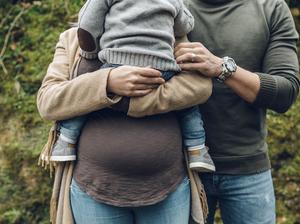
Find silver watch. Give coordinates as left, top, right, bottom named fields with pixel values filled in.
left=216, top=56, right=237, bottom=83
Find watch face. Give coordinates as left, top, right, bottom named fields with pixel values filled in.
left=225, top=58, right=237, bottom=72
left=217, top=57, right=237, bottom=82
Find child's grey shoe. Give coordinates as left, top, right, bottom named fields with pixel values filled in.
left=50, top=137, right=76, bottom=161
left=188, top=147, right=215, bottom=172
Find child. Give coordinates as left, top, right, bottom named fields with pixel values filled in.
left=50, top=0, right=215, bottom=172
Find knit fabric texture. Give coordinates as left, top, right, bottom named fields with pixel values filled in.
left=78, top=0, right=194, bottom=71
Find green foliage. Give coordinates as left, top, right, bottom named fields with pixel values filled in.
left=0, top=1, right=299, bottom=224
left=268, top=101, right=300, bottom=223
left=0, top=1, right=83, bottom=223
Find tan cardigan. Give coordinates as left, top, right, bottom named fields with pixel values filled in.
left=37, top=27, right=211, bottom=224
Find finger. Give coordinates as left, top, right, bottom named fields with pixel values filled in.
left=132, top=84, right=159, bottom=90
left=174, top=47, right=205, bottom=57
left=136, top=67, right=162, bottom=77
left=178, top=62, right=204, bottom=71
left=174, top=47, right=193, bottom=58
left=176, top=53, right=203, bottom=64
left=129, top=89, right=153, bottom=97
left=135, top=76, right=165, bottom=85
left=174, top=48, right=205, bottom=59
left=175, top=42, right=203, bottom=51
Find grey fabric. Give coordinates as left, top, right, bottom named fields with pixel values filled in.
left=78, top=0, right=194, bottom=71
left=186, top=0, right=299, bottom=174
left=198, top=0, right=233, bottom=4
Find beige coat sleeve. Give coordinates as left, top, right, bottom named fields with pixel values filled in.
left=128, top=72, right=212, bottom=117
left=36, top=30, right=121, bottom=121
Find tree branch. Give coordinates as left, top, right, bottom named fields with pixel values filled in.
left=0, top=7, right=27, bottom=75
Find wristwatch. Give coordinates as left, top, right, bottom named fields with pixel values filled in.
left=216, top=56, right=237, bottom=83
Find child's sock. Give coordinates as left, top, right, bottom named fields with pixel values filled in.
left=187, top=144, right=205, bottom=151
left=59, top=134, right=77, bottom=144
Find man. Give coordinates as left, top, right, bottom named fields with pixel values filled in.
left=175, top=0, right=300, bottom=223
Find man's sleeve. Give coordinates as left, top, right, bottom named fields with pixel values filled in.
left=253, top=0, right=300, bottom=113
left=77, top=0, right=111, bottom=59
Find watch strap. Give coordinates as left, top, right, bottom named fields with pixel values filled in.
left=216, top=56, right=236, bottom=83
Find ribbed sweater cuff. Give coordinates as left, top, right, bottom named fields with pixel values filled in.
left=253, top=73, right=277, bottom=107
left=99, top=49, right=181, bottom=71
left=80, top=49, right=98, bottom=59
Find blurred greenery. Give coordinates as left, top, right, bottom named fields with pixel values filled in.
left=0, top=0, right=299, bottom=223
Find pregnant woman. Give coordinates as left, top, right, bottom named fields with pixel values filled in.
left=37, top=27, right=211, bottom=224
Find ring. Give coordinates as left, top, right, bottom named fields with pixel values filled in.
left=191, top=53, right=196, bottom=62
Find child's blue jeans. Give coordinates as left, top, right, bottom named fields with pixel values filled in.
left=59, top=64, right=205, bottom=148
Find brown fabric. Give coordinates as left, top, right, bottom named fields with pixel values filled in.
left=111, top=96, right=130, bottom=113
left=77, top=28, right=97, bottom=52
left=74, top=109, right=185, bottom=207
left=76, top=57, right=103, bottom=75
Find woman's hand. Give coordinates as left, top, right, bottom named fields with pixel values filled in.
left=107, top=66, right=165, bottom=97
left=174, top=42, right=223, bottom=77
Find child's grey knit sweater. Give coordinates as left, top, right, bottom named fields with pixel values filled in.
left=78, top=0, right=194, bottom=71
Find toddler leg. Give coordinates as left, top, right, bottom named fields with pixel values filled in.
left=179, top=107, right=215, bottom=172
left=50, top=116, right=87, bottom=161
left=50, top=55, right=102, bottom=162
left=59, top=116, right=87, bottom=143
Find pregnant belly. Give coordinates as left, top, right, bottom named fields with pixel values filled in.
left=76, top=109, right=183, bottom=176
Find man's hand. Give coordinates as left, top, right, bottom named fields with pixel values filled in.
left=174, top=42, right=223, bottom=77
left=107, top=66, right=165, bottom=97
left=175, top=42, right=261, bottom=103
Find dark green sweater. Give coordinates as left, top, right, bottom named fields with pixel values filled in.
left=187, top=0, right=300, bottom=174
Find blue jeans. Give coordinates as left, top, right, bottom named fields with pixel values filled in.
left=70, top=176, right=191, bottom=224
left=200, top=170, right=276, bottom=224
